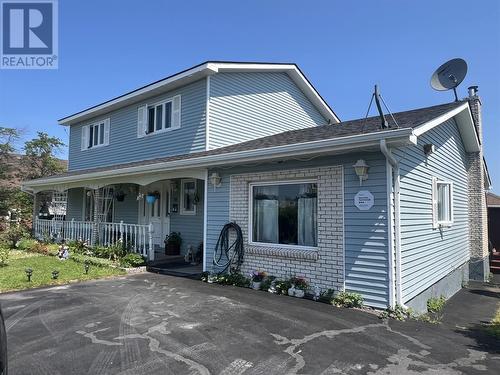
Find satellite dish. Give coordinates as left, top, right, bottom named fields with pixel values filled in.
left=430, top=58, right=468, bottom=101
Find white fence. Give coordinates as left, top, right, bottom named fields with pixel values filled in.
left=33, top=218, right=153, bottom=258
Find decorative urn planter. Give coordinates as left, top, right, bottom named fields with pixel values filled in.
left=164, top=232, right=182, bottom=256
left=294, top=289, right=305, bottom=298
left=251, top=281, right=261, bottom=290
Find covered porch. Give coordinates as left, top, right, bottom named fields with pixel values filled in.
left=26, top=168, right=208, bottom=273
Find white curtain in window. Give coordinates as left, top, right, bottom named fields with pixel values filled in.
left=437, top=183, right=450, bottom=222
left=253, top=186, right=278, bottom=243
left=298, top=185, right=317, bottom=246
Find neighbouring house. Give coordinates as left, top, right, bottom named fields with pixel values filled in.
left=0, top=153, right=67, bottom=225
left=487, top=192, right=500, bottom=274
left=22, top=61, right=491, bottom=311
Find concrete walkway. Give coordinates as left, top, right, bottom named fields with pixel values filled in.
left=0, top=274, right=499, bottom=374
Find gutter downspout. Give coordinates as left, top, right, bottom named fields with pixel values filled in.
left=380, top=139, right=404, bottom=307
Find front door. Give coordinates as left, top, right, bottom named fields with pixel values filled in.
left=140, top=182, right=170, bottom=246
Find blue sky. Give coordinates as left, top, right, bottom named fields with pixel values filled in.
left=1, top=0, right=499, bottom=192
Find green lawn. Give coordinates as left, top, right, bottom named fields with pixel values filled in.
left=0, top=250, right=125, bottom=293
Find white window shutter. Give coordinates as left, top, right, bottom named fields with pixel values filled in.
left=81, top=125, right=89, bottom=151
left=431, top=177, right=438, bottom=229
left=137, top=105, right=147, bottom=138
left=172, top=95, right=181, bottom=129
left=104, top=119, right=110, bottom=145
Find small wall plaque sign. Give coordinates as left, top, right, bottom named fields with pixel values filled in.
left=354, top=190, right=374, bottom=211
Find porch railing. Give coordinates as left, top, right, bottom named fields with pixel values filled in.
left=33, top=218, right=153, bottom=259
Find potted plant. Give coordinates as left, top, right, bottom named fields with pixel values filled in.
left=146, top=191, right=160, bottom=204
left=289, top=276, right=308, bottom=298
left=250, top=270, right=266, bottom=290
left=164, top=232, right=182, bottom=255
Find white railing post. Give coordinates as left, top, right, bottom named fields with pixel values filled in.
left=148, top=222, right=154, bottom=261
left=119, top=220, right=124, bottom=242
left=71, top=218, right=75, bottom=240
left=51, top=217, right=56, bottom=239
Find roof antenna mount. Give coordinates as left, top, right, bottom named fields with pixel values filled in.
left=374, top=85, right=389, bottom=129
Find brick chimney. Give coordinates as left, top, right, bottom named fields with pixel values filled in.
left=466, top=86, right=490, bottom=281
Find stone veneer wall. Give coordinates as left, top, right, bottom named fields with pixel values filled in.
left=467, top=96, right=490, bottom=281
left=229, top=166, right=344, bottom=291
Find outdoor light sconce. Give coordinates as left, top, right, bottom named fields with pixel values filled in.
left=423, top=143, right=435, bottom=156
left=25, top=268, right=33, bottom=282
left=51, top=270, right=59, bottom=280
left=210, top=172, right=222, bottom=190
left=353, top=159, right=369, bottom=186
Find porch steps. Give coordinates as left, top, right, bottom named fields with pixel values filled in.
left=491, top=252, right=500, bottom=274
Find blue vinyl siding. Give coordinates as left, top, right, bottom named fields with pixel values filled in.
left=205, top=152, right=390, bottom=308
left=170, top=180, right=204, bottom=254
left=393, top=118, right=469, bottom=303
left=113, top=187, right=139, bottom=224
left=209, top=72, right=327, bottom=149
left=67, top=79, right=207, bottom=171
left=66, top=188, right=84, bottom=220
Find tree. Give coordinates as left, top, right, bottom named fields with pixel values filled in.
left=21, top=132, right=65, bottom=179
left=0, top=127, right=20, bottom=181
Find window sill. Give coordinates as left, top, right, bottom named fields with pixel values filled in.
left=84, top=144, right=107, bottom=151
left=143, top=126, right=180, bottom=138
left=246, top=243, right=319, bottom=261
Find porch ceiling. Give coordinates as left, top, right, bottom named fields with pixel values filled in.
left=24, top=168, right=206, bottom=193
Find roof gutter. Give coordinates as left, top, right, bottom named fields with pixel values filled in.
left=380, top=138, right=405, bottom=308
left=23, top=128, right=416, bottom=190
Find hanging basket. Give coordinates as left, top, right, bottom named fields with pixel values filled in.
left=146, top=195, right=157, bottom=204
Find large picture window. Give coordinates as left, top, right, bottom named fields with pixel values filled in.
left=432, top=178, right=453, bottom=227
left=250, top=181, right=317, bottom=248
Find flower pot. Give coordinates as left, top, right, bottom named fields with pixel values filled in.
left=146, top=195, right=157, bottom=204
left=165, top=243, right=180, bottom=256
left=294, top=289, right=305, bottom=298
left=251, top=281, right=261, bottom=290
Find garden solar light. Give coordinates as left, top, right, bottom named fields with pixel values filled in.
left=51, top=270, right=59, bottom=280
left=84, top=261, right=90, bottom=274
left=25, top=268, right=33, bottom=282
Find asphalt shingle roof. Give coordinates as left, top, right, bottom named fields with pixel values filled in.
left=36, top=101, right=464, bottom=181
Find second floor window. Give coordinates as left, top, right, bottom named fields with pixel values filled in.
left=81, top=118, right=110, bottom=150
left=137, top=95, right=181, bottom=138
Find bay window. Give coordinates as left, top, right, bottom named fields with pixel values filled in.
left=250, top=181, right=317, bottom=248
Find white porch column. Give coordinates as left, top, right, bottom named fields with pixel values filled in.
left=148, top=222, right=154, bottom=261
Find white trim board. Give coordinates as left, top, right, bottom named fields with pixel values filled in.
left=413, top=102, right=480, bottom=152
left=23, top=128, right=416, bottom=192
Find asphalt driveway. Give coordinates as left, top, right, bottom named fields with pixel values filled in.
left=1, top=274, right=499, bottom=375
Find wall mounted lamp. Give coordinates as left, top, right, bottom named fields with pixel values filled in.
left=353, top=159, right=369, bottom=186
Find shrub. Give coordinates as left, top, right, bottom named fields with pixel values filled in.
left=26, top=241, right=50, bottom=255
left=332, top=291, right=364, bottom=308
left=275, top=279, right=292, bottom=295
left=17, top=238, right=38, bottom=251
left=165, top=232, right=182, bottom=247
left=260, top=275, right=277, bottom=291
left=68, top=239, right=91, bottom=255
left=1, top=225, right=28, bottom=248
left=108, top=241, right=127, bottom=261
left=379, top=304, right=413, bottom=321
left=290, top=276, right=308, bottom=291
left=0, top=247, right=10, bottom=266
left=200, top=271, right=210, bottom=282
left=120, top=253, right=146, bottom=268
left=427, top=296, right=446, bottom=314
left=92, top=246, right=109, bottom=258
